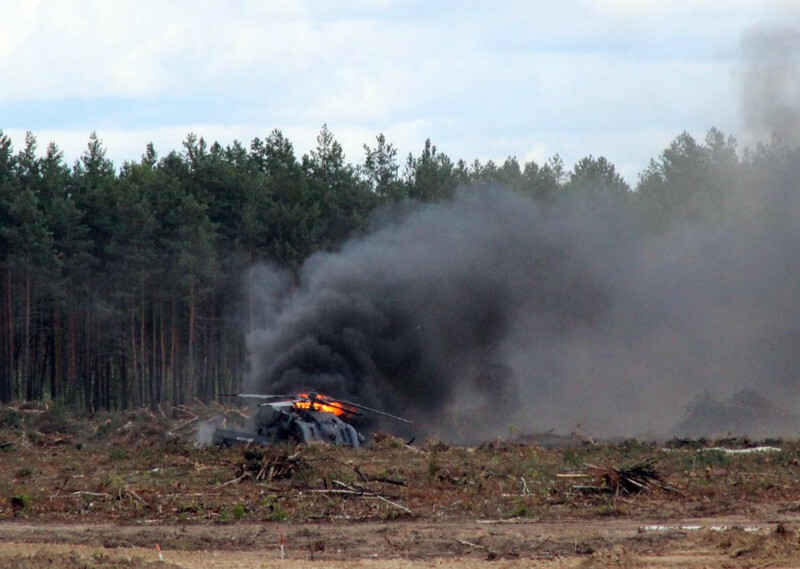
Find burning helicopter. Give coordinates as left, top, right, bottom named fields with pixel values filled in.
left=212, top=392, right=412, bottom=448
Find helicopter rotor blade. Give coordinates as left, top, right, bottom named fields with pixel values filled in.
left=220, top=393, right=300, bottom=401
left=307, top=398, right=362, bottom=416
left=220, top=393, right=413, bottom=425
left=315, top=396, right=413, bottom=425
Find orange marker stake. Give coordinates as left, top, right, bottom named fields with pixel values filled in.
left=279, top=533, right=286, bottom=560
left=155, top=543, right=164, bottom=561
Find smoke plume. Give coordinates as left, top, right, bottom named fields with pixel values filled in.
left=245, top=192, right=619, bottom=436
left=244, top=170, right=800, bottom=441
left=739, top=23, right=800, bottom=147
left=242, top=26, right=800, bottom=442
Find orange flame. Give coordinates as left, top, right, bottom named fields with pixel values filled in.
left=294, top=393, right=353, bottom=416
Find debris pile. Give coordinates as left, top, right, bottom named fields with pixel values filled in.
left=237, top=448, right=305, bottom=482
left=583, top=459, right=681, bottom=496
left=370, top=432, right=406, bottom=448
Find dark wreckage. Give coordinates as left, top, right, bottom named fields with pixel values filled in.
left=213, top=392, right=412, bottom=448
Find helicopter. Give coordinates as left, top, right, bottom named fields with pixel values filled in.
left=212, top=391, right=412, bottom=448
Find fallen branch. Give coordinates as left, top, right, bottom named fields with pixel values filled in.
left=310, top=488, right=364, bottom=496
left=477, top=519, right=537, bottom=524
left=128, top=489, right=148, bottom=506
left=68, top=491, right=112, bottom=498
left=50, top=478, right=70, bottom=499
left=311, top=484, right=411, bottom=514
left=332, top=479, right=359, bottom=492
left=238, top=448, right=304, bottom=481
left=171, top=417, right=199, bottom=432
left=373, top=495, right=412, bottom=514
left=219, top=474, right=249, bottom=487
left=353, top=464, right=407, bottom=486
left=459, top=539, right=488, bottom=551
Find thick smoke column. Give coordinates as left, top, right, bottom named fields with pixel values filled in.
left=246, top=171, right=800, bottom=440
left=243, top=25, right=800, bottom=441
left=246, top=191, right=622, bottom=438
left=739, top=23, right=800, bottom=147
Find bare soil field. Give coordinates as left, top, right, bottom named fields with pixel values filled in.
left=2, top=405, right=800, bottom=568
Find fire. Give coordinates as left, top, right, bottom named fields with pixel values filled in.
left=295, top=392, right=353, bottom=416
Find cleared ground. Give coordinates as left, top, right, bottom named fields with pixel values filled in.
left=2, top=405, right=800, bottom=568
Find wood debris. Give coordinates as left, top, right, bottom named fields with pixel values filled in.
left=311, top=479, right=412, bottom=515
left=236, top=448, right=305, bottom=482
left=580, top=459, right=683, bottom=496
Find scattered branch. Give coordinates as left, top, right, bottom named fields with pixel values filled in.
left=582, top=459, right=684, bottom=496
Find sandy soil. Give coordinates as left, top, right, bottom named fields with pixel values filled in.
left=2, top=515, right=800, bottom=568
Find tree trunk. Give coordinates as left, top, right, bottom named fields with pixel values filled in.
left=171, top=298, right=179, bottom=407
left=187, top=277, right=196, bottom=405
left=2, top=268, right=14, bottom=401
left=53, top=307, right=64, bottom=401
left=129, top=297, right=138, bottom=408
left=68, top=306, right=78, bottom=406
left=22, top=268, right=32, bottom=401
left=159, top=300, right=166, bottom=406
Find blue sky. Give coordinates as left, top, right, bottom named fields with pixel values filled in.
left=1, top=0, right=798, bottom=183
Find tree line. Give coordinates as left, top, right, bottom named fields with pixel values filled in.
left=0, top=124, right=796, bottom=411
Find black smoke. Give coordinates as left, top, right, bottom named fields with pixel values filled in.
left=243, top=26, right=800, bottom=441
left=244, top=165, right=800, bottom=441
left=245, top=191, right=626, bottom=438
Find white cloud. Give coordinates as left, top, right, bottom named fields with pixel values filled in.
left=1, top=1, right=796, bottom=177
left=521, top=142, right=551, bottom=166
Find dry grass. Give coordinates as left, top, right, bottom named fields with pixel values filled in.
left=2, top=409, right=800, bottom=568
left=0, top=404, right=800, bottom=527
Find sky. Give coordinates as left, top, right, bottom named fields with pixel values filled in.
left=1, top=0, right=798, bottom=183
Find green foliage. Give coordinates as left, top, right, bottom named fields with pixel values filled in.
left=14, top=467, right=35, bottom=479
left=404, top=139, right=458, bottom=202
left=304, top=124, right=376, bottom=248
left=565, top=154, right=630, bottom=200
left=0, top=124, right=791, bottom=415
left=36, top=404, right=74, bottom=435
left=362, top=133, right=406, bottom=201
left=109, top=447, right=129, bottom=461
left=261, top=497, right=287, bottom=521
left=10, top=492, right=31, bottom=515
left=691, top=450, right=734, bottom=469
left=510, top=500, right=533, bottom=518
left=635, top=129, right=739, bottom=229
left=562, top=448, right=585, bottom=470
left=102, top=473, right=127, bottom=495
left=0, top=408, right=23, bottom=429
left=427, top=448, right=440, bottom=479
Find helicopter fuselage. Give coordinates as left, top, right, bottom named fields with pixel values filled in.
left=213, top=401, right=364, bottom=447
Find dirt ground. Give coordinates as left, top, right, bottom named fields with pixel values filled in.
left=3, top=516, right=800, bottom=568
left=2, top=405, right=800, bottom=568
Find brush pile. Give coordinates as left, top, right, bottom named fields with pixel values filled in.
left=584, top=459, right=680, bottom=495
left=237, top=448, right=305, bottom=481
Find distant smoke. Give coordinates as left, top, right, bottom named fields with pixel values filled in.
left=739, top=23, right=800, bottom=147
left=241, top=27, right=800, bottom=441
left=245, top=174, right=800, bottom=440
